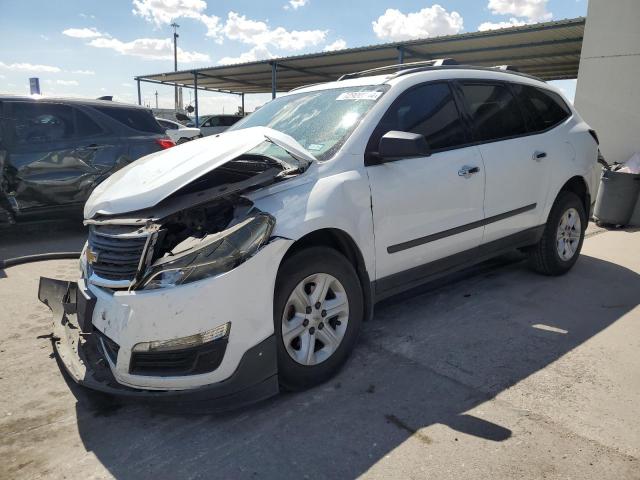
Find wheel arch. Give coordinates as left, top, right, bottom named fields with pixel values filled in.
left=558, top=175, right=591, bottom=216
left=278, top=228, right=374, bottom=322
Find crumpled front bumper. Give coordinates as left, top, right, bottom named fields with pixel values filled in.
left=38, top=277, right=279, bottom=409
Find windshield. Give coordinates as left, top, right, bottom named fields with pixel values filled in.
left=228, top=85, right=389, bottom=161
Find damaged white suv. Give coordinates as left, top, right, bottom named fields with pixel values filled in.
left=40, top=63, right=600, bottom=407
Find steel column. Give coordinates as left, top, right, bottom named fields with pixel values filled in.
left=271, top=62, right=277, bottom=99
left=136, top=78, right=141, bottom=105
left=193, top=72, right=199, bottom=127
left=397, top=46, right=404, bottom=64
left=241, top=93, right=245, bottom=115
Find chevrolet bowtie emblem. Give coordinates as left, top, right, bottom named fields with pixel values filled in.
left=86, top=248, right=98, bottom=264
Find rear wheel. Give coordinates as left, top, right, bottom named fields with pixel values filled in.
left=528, top=191, right=586, bottom=275
left=177, top=137, right=189, bottom=145
left=274, top=247, right=363, bottom=391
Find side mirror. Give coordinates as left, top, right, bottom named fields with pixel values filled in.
left=372, top=131, right=430, bottom=165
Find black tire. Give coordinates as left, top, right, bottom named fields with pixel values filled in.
left=528, top=191, right=587, bottom=276
left=274, top=247, right=363, bottom=391
left=177, top=137, right=189, bottom=145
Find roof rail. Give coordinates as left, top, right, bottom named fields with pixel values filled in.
left=337, top=58, right=457, bottom=81
left=96, top=95, right=113, bottom=101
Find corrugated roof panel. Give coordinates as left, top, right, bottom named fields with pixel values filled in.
left=137, top=17, right=585, bottom=93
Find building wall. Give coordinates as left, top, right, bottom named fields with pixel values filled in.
left=575, top=0, right=640, bottom=164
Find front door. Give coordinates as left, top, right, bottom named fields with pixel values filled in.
left=366, top=82, right=486, bottom=291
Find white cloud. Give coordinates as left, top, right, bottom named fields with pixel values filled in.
left=122, top=82, right=134, bottom=87
left=324, top=39, right=347, bottom=52
left=223, top=11, right=326, bottom=51
left=218, top=45, right=273, bottom=65
left=62, top=27, right=104, bottom=38
left=284, top=0, right=308, bottom=10
left=372, top=5, right=464, bottom=41
left=0, top=61, right=61, bottom=73
left=80, top=13, right=96, bottom=19
left=487, top=0, right=551, bottom=22
left=71, top=69, right=95, bottom=75
left=0, top=74, right=6, bottom=79
left=56, top=80, right=79, bottom=86
left=132, top=0, right=222, bottom=40
left=478, top=17, right=527, bottom=31
left=88, top=36, right=210, bottom=62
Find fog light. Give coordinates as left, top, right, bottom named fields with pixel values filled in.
left=132, top=322, right=230, bottom=353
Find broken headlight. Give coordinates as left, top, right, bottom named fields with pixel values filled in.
left=142, top=213, right=275, bottom=289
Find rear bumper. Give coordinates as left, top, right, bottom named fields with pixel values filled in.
left=38, top=277, right=278, bottom=409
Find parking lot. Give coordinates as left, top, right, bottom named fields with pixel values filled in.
left=0, top=222, right=638, bottom=479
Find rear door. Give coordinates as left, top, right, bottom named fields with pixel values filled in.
left=3, top=101, right=111, bottom=214
left=457, top=81, right=551, bottom=244
left=367, top=82, right=486, bottom=288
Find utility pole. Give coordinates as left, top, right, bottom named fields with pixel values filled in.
left=155, top=90, right=158, bottom=109
left=171, top=22, right=180, bottom=110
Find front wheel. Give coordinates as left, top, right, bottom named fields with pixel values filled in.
left=274, top=247, right=363, bottom=391
left=528, top=191, right=587, bottom=275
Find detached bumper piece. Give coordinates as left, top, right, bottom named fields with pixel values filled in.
left=38, top=277, right=279, bottom=410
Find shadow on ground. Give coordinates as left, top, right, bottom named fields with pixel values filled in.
left=59, top=253, right=639, bottom=479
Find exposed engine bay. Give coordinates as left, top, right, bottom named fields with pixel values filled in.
left=84, top=153, right=305, bottom=291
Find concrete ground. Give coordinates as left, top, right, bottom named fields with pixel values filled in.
left=0, top=223, right=639, bottom=479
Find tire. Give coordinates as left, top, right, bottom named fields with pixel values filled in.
left=274, top=247, right=363, bottom=391
left=177, top=137, right=189, bottom=145
left=528, top=191, right=587, bottom=276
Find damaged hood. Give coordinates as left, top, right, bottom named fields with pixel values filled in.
left=84, top=126, right=316, bottom=219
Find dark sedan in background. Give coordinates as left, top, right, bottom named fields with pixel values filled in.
left=0, top=96, right=174, bottom=224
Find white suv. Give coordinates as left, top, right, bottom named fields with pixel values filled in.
left=40, top=63, right=599, bottom=406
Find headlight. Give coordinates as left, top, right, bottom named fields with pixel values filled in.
left=142, top=213, right=275, bottom=289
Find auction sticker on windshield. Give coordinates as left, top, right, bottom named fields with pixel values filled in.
left=336, top=91, right=383, bottom=101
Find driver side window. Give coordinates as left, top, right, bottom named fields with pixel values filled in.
left=368, top=82, right=467, bottom=154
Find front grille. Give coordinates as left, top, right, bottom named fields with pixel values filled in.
left=88, top=224, right=149, bottom=283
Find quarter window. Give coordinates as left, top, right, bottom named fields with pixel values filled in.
left=369, top=82, right=467, bottom=152
left=512, top=84, right=570, bottom=132
left=94, top=106, right=164, bottom=134
left=460, top=83, right=527, bottom=142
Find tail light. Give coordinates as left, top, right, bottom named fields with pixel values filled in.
left=156, top=138, right=175, bottom=149
left=588, top=129, right=599, bottom=145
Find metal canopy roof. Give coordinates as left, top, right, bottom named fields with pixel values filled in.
left=136, top=17, right=585, bottom=96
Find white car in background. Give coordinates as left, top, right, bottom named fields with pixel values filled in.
left=156, top=118, right=201, bottom=144
left=198, top=114, right=244, bottom=137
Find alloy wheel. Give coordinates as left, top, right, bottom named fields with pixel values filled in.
left=281, top=273, right=349, bottom=366
left=556, top=207, right=582, bottom=261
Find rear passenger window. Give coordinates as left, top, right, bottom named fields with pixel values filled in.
left=10, top=102, right=75, bottom=144
left=460, top=83, right=527, bottom=142
left=94, top=107, right=163, bottom=134
left=369, top=82, right=467, bottom=152
left=75, top=109, right=104, bottom=137
left=512, top=84, right=570, bottom=132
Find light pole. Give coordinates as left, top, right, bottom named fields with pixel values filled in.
left=171, top=22, right=179, bottom=110
left=155, top=90, right=158, bottom=109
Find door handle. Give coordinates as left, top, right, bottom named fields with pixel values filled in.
left=458, top=165, right=480, bottom=178
left=533, top=150, right=547, bottom=161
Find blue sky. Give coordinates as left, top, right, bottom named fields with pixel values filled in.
left=0, top=0, right=586, bottom=113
